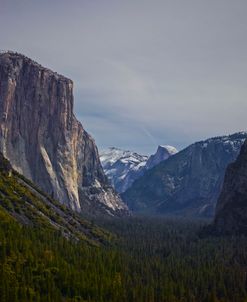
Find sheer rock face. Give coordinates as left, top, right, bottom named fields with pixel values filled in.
left=0, top=52, right=128, bottom=215
left=214, top=140, right=247, bottom=235
left=145, top=145, right=178, bottom=170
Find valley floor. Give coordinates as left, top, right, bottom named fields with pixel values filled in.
left=1, top=213, right=247, bottom=302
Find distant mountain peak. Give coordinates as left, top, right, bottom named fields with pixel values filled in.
left=100, top=148, right=148, bottom=193
left=158, top=145, right=178, bottom=153
left=100, top=144, right=177, bottom=193
left=145, top=145, right=178, bottom=170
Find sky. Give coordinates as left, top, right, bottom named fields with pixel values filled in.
left=1, top=0, right=247, bottom=154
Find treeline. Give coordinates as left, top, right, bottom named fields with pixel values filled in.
left=100, top=217, right=247, bottom=302
left=0, top=208, right=247, bottom=301
left=0, top=207, right=123, bottom=302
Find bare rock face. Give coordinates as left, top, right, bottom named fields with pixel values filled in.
left=145, top=145, right=178, bottom=170
left=214, top=140, right=247, bottom=235
left=0, top=51, right=128, bottom=215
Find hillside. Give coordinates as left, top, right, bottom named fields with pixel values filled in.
left=0, top=152, right=111, bottom=245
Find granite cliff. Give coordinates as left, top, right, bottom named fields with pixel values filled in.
left=0, top=51, right=128, bottom=215
left=145, top=145, right=178, bottom=170
left=0, top=152, right=111, bottom=243
left=214, top=139, right=247, bottom=235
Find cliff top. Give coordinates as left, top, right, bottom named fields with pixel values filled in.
left=0, top=50, right=72, bottom=83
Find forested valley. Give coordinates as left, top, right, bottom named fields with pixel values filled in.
left=1, top=211, right=247, bottom=302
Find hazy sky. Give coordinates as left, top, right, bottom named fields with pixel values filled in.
left=1, top=0, right=247, bottom=154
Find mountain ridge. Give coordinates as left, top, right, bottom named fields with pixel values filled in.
left=100, top=147, right=148, bottom=193
left=122, top=132, right=247, bottom=217
left=100, top=145, right=177, bottom=193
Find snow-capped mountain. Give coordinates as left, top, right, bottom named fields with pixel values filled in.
left=100, top=145, right=178, bottom=193
left=100, top=148, right=148, bottom=193
left=145, top=145, right=178, bottom=170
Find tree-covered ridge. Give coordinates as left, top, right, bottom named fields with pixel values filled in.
left=0, top=208, right=122, bottom=302
left=0, top=154, right=112, bottom=245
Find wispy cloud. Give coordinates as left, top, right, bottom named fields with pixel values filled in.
left=1, top=0, right=247, bottom=153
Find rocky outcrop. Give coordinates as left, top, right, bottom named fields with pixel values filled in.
left=214, top=140, right=247, bottom=235
left=0, top=51, right=128, bottom=215
left=122, top=132, right=247, bottom=217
